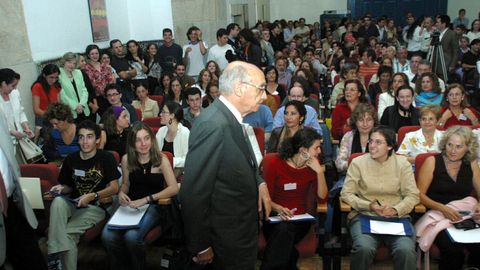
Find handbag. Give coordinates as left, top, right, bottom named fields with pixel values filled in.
left=18, top=136, right=45, bottom=164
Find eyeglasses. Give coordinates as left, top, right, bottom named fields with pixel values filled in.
left=368, top=139, right=387, bottom=145
left=160, top=111, right=171, bottom=115
left=241, top=82, right=266, bottom=93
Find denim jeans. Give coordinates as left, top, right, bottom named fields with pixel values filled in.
left=348, top=216, right=417, bottom=270
left=102, top=204, right=162, bottom=270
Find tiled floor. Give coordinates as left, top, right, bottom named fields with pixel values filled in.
left=43, top=241, right=437, bottom=270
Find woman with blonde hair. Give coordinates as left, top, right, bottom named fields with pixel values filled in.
left=438, top=83, right=480, bottom=129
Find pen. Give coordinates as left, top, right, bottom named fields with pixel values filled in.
left=375, top=199, right=382, bottom=207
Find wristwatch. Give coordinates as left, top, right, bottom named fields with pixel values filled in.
left=93, top=192, right=99, bottom=202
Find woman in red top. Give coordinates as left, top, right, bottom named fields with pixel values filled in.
left=331, top=79, right=369, bottom=140
left=438, top=83, right=480, bottom=129
left=261, top=128, right=328, bottom=270
left=31, top=64, right=61, bottom=128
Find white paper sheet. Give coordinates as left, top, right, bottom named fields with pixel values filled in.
left=268, top=213, right=315, bottom=223
left=446, top=227, right=480, bottom=243
left=107, top=205, right=149, bottom=229
left=370, top=219, right=406, bottom=235
left=19, top=177, right=44, bottom=209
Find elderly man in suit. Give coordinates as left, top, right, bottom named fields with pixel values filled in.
left=180, top=61, right=272, bottom=269
left=433, top=15, right=459, bottom=82
left=0, top=69, right=47, bottom=269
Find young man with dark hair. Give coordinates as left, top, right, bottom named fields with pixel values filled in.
left=175, top=64, right=195, bottom=89
left=109, top=39, right=137, bottom=103
left=434, top=15, right=459, bottom=82
left=183, top=26, right=208, bottom=80
left=102, top=84, right=138, bottom=123
left=359, top=48, right=380, bottom=85
left=207, top=28, right=235, bottom=71
left=47, top=120, right=120, bottom=270
left=226, top=23, right=240, bottom=50
left=157, top=28, right=183, bottom=73
left=183, top=87, right=202, bottom=125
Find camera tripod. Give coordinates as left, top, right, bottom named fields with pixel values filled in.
left=426, top=42, right=448, bottom=83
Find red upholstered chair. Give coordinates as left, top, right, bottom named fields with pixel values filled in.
left=20, top=163, right=60, bottom=233
left=135, top=108, right=142, bottom=120
left=397, top=125, right=421, bottom=148
left=150, top=95, right=164, bottom=109
left=144, top=151, right=174, bottom=244
left=142, top=117, right=162, bottom=129
left=258, top=153, right=318, bottom=258
left=253, top=127, right=265, bottom=156
left=272, top=95, right=281, bottom=108
left=20, top=163, right=59, bottom=193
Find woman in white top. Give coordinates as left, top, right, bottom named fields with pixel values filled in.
left=155, top=101, right=190, bottom=176
left=378, top=72, right=409, bottom=119
left=0, top=69, right=34, bottom=163
left=397, top=104, right=444, bottom=164
left=403, top=16, right=425, bottom=57
left=466, top=19, right=480, bottom=42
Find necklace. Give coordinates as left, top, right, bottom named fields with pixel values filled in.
left=139, top=161, right=151, bottom=174
left=290, top=157, right=307, bottom=168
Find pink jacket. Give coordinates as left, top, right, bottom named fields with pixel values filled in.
left=415, top=196, right=478, bottom=252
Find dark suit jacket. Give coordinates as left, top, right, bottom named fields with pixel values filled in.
left=180, top=99, right=262, bottom=269
left=433, top=29, right=459, bottom=78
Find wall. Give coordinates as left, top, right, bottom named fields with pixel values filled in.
left=269, top=0, right=348, bottom=23
left=447, top=0, right=480, bottom=26
left=22, top=0, right=173, bottom=62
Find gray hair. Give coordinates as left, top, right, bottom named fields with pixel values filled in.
left=418, top=59, right=432, bottom=67
left=60, top=52, right=77, bottom=66
left=218, top=63, right=251, bottom=95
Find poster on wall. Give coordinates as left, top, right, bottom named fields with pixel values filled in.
left=88, top=0, right=109, bottom=42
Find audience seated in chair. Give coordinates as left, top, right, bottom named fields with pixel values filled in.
left=341, top=126, right=419, bottom=270
left=43, top=103, right=80, bottom=164
left=47, top=120, right=120, bottom=270
left=261, top=128, right=327, bottom=269
left=415, top=126, right=480, bottom=270
left=131, top=82, right=160, bottom=120
left=102, top=122, right=178, bottom=270
left=102, top=106, right=131, bottom=158
left=397, top=105, right=443, bottom=164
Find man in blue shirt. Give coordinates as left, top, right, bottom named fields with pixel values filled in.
left=273, top=86, right=322, bottom=135
left=243, top=104, right=274, bottom=133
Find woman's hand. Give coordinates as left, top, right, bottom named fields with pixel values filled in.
left=118, top=190, right=131, bottom=206
left=306, top=157, right=323, bottom=174
left=275, top=205, right=295, bottom=221
left=76, top=104, right=84, bottom=114
left=473, top=203, right=480, bottom=223
left=128, top=197, right=148, bottom=209
left=89, top=99, right=99, bottom=113
left=23, top=128, right=34, bottom=139
left=463, top=108, right=478, bottom=123
left=11, top=130, right=25, bottom=140
left=440, top=204, right=462, bottom=222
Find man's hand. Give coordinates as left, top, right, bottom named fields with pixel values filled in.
left=258, top=183, right=271, bottom=219
left=192, top=247, right=214, bottom=265
left=76, top=193, right=95, bottom=208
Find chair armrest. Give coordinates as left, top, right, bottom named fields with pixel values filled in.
left=158, top=198, right=171, bottom=205
left=317, top=202, right=328, bottom=213
left=340, top=200, right=351, bottom=212
left=414, top=203, right=426, bottom=213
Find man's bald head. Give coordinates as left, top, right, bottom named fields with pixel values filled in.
left=288, top=86, right=307, bottom=102
left=219, top=61, right=266, bottom=116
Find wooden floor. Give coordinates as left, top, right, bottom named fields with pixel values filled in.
left=31, top=237, right=438, bottom=270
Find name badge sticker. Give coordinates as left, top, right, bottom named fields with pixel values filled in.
left=458, top=114, right=467, bottom=121
left=284, top=183, right=297, bottom=191
left=74, top=169, right=85, bottom=177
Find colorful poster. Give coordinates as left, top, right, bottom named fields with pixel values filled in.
left=88, top=0, right=109, bottom=42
